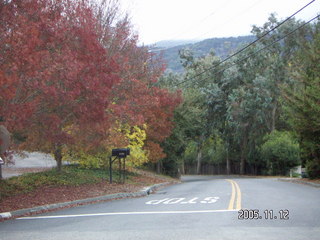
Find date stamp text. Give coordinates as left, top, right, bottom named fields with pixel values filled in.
left=238, top=209, right=289, bottom=220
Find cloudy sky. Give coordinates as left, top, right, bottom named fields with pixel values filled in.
left=118, top=0, right=319, bottom=45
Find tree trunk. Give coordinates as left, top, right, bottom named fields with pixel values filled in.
left=156, top=160, right=161, bottom=174
left=54, top=144, right=63, bottom=172
left=226, top=143, right=230, bottom=175
left=196, top=135, right=205, bottom=175
left=196, top=147, right=202, bottom=175
left=271, top=103, right=277, bottom=132
left=240, top=133, right=248, bottom=175
left=240, top=153, right=245, bottom=175
left=181, top=159, right=185, bottom=175
left=0, top=164, right=2, bottom=180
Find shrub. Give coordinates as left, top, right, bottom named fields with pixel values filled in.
left=306, top=159, right=320, bottom=179
left=63, top=150, right=107, bottom=169
left=260, top=131, right=300, bottom=175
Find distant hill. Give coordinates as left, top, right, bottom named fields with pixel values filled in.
left=150, top=39, right=200, bottom=50
left=151, top=36, right=256, bottom=73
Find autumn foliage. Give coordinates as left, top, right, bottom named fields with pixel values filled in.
left=0, top=0, right=181, bottom=171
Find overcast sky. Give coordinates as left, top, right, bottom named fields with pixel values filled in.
left=118, top=0, right=320, bottom=45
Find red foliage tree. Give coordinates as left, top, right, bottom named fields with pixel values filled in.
left=109, top=62, right=182, bottom=163
left=96, top=1, right=182, bottom=163
left=0, top=0, right=120, bottom=170
left=90, top=0, right=182, bottom=163
left=0, top=0, right=181, bottom=171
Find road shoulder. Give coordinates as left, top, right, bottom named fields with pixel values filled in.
left=278, top=177, right=320, bottom=188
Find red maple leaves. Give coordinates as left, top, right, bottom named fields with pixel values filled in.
left=0, top=0, right=181, bottom=168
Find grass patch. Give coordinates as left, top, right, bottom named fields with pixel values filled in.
left=0, top=165, right=134, bottom=200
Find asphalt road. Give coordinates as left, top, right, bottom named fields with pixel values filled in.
left=1, top=175, right=320, bottom=240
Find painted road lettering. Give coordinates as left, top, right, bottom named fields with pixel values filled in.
left=201, top=197, right=220, bottom=203
left=145, top=198, right=171, bottom=205
left=146, top=197, right=219, bottom=205
left=163, top=198, right=185, bottom=204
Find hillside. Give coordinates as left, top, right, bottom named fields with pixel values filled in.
left=150, top=39, right=200, bottom=49
left=151, top=35, right=255, bottom=72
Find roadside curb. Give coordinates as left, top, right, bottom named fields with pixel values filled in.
left=278, top=178, right=320, bottom=188
left=0, top=182, right=172, bottom=220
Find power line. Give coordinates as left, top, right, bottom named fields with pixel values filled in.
left=150, top=0, right=263, bottom=52
left=169, top=0, right=235, bottom=41
left=180, top=14, right=320, bottom=87
left=149, top=0, right=235, bottom=53
left=176, top=0, right=316, bottom=86
left=191, top=0, right=263, bottom=41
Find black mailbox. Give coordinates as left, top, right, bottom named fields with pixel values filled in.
left=112, top=148, right=130, bottom=158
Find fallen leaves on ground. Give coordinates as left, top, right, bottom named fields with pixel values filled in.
left=0, top=172, right=175, bottom=213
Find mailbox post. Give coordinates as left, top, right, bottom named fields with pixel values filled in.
left=109, top=148, right=130, bottom=184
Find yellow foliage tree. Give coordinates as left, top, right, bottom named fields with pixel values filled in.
left=124, top=124, right=148, bottom=166
left=62, top=122, right=149, bottom=168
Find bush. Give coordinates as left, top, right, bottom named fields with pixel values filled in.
left=306, top=159, right=320, bottom=179
left=63, top=150, right=108, bottom=169
left=260, top=131, right=300, bottom=175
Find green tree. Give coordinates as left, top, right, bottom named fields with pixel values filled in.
left=251, top=14, right=305, bottom=131
left=180, top=50, right=224, bottom=174
left=284, top=20, right=320, bottom=178
left=159, top=15, right=310, bottom=177
left=260, top=131, right=300, bottom=175
left=158, top=73, right=205, bottom=176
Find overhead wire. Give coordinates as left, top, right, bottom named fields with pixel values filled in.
left=169, top=0, right=235, bottom=41
left=184, top=14, right=320, bottom=87
left=175, top=0, right=316, bottom=86
left=150, top=0, right=263, bottom=53
left=191, top=0, right=263, bottom=41
left=149, top=0, right=235, bottom=53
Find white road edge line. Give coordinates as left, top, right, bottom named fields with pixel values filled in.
left=17, top=209, right=239, bottom=220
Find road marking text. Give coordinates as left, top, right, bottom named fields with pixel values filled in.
left=145, top=197, right=219, bottom=205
